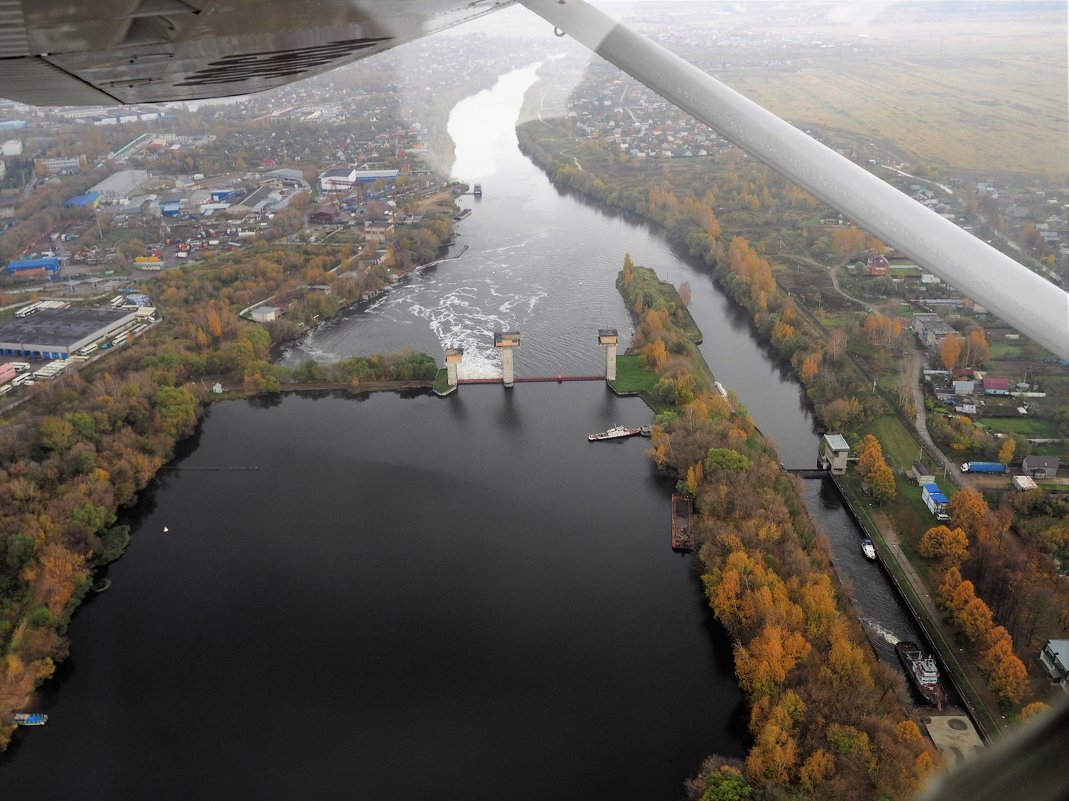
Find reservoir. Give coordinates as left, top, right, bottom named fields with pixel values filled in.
left=0, top=388, right=745, bottom=799
left=3, top=60, right=931, bottom=795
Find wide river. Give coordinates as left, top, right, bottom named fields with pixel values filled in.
left=1, top=63, right=929, bottom=797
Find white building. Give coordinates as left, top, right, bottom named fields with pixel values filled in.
left=819, top=434, right=851, bottom=474
left=319, top=167, right=357, bottom=193
left=250, top=306, right=280, bottom=323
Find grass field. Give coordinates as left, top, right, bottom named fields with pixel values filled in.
left=611, top=354, right=658, bottom=394
left=869, top=415, right=924, bottom=471
left=977, top=417, right=1057, bottom=438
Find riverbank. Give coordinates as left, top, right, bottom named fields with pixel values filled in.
left=618, top=255, right=939, bottom=799
left=517, top=110, right=1047, bottom=731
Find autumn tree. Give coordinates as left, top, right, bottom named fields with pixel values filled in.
left=984, top=638, right=1027, bottom=703
left=939, top=334, right=963, bottom=369
left=945, top=488, right=987, bottom=541
left=919, top=525, right=969, bottom=568
left=961, top=328, right=990, bottom=367
left=997, top=438, right=1016, bottom=466
left=869, top=465, right=897, bottom=504
left=679, top=281, right=692, bottom=308
left=825, top=328, right=848, bottom=362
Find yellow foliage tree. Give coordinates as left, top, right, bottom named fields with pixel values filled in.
left=734, top=624, right=812, bottom=696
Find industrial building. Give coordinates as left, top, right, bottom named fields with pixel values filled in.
left=0, top=308, right=136, bottom=360
left=6, top=256, right=60, bottom=276
left=320, top=167, right=357, bottom=192
left=819, top=433, right=851, bottom=474
left=90, top=169, right=148, bottom=199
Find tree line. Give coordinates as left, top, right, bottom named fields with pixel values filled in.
left=618, top=257, right=938, bottom=801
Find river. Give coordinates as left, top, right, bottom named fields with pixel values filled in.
left=2, top=63, right=932, bottom=796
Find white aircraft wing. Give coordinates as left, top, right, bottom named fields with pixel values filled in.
left=520, top=0, right=1068, bottom=360
left=0, top=0, right=514, bottom=106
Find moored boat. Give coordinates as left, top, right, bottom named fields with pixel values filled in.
left=671, top=493, right=695, bottom=552
left=588, top=425, right=641, bottom=442
left=895, top=640, right=946, bottom=709
left=14, top=713, right=48, bottom=726
left=861, top=537, right=877, bottom=560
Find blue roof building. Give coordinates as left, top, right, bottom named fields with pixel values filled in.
left=65, top=191, right=101, bottom=208
left=7, top=257, right=60, bottom=275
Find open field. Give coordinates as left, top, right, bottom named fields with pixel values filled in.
left=679, top=5, right=1068, bottom=176
left=612, top=354, right=658, bottom=394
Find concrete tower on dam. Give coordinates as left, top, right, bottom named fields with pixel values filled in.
left=598, top=328, right=618, bottom=382
left=494, top=331, right=520, bottom=388
left=444, top=347, right=463, bottom=388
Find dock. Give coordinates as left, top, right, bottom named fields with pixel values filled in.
left=671, top=494, right=695, bottom=552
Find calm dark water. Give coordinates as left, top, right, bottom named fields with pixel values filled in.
left=1, top=388, right=746, bottom=799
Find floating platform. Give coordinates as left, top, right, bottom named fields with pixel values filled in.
left=671, top=494, right=695, bottom=552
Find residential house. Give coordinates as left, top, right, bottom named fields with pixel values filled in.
left=982, top=377, right=1011, bottom=395
left=1022, top=456, right=1059, bottom=480
left=1039, top=640, right=1069, bottom=688
left=911, top=313, right=954, bottom=348
left=867, top=254, right=889, bottom=276
left=364, top=218, right=395, bottom=244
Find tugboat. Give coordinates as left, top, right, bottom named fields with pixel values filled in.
left=895, top=640, right=946, bottom=709
left=472, top=183, right=482, bottom=197
left=588, top=425, right=641, bottom=442
left=14, top=713, right=48, bottom=726
left=861, top=537, right=877, bottom=560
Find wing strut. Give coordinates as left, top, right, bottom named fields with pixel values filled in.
left=520, top=0, right=1069, bottom=359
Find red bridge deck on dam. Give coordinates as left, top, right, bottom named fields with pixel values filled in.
left=458, top=375, right=604, bottom=385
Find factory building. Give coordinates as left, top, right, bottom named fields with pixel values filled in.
left=90, top=169, right=149, bottom=199
left=0, top=308, right=136, bottom=360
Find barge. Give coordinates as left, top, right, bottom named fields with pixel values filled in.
left=671, top=494, right=695, bottom=552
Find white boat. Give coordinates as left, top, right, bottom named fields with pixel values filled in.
left=861, top=538, right=877, bottom=560
left=588, top=425, right=640, bottom=442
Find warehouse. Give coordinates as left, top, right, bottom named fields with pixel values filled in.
left=7, top=256, right=60, bottom=276
left=90, top=169, right=148, bottom=199
left=0, top=308, right=136, bottom=360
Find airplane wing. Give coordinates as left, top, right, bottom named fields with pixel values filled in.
left=519, top=0, right=1069, bottom=360
left=0, top=0, right=514, bottom=106
left=1, top=0, right=1065, bottom=357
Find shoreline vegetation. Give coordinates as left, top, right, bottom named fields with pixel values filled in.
left=616, top=257, right=939, bottom=800
left=517, top=112, right=1057, bottom=733
left=0, top=208, right=453, bottom=747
